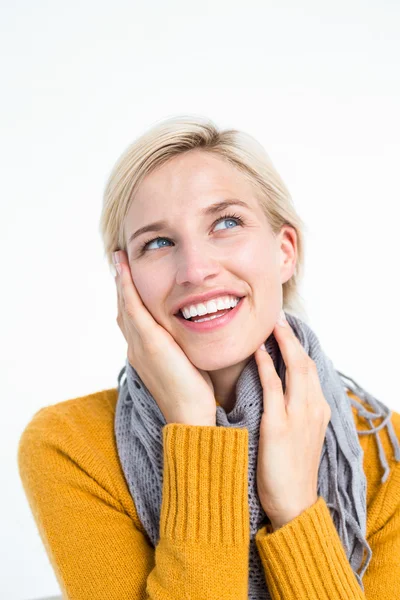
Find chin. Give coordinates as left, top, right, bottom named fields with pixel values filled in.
left=192, top=357, right=234, bottom=372
left=187, top=347, right=246, bottom=372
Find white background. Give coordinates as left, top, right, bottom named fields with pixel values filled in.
left=1, top=1, right=399, bottom=598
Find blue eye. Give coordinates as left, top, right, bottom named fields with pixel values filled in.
left=139, top=212, right=244, bottom=253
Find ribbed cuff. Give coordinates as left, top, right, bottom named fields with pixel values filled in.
left=255, top=496, right=365, bottom=599
left=160, top=423, right=249, bottom=546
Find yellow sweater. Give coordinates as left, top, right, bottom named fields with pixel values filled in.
left=17, top=387, right=400, bottom=599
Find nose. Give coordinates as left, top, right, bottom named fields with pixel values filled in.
left=175, top=244, right=223, bottom=287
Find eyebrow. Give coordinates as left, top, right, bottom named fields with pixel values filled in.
left=127, top=199, right=251, bottom=246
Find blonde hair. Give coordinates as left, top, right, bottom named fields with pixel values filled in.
left=99, top=114, right=309, bottom=320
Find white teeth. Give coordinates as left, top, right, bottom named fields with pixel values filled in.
left=216, top=297, right=227, bottom=311
left=181, top=295, right=241, bottom=320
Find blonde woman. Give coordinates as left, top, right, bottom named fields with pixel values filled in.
left=18, top=115, right=400, bottom=600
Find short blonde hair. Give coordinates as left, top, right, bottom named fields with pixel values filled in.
left=99, top=114, right=308, bottom=320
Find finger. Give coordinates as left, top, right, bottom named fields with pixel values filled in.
left=254, top=345, right=286, bottom=422
left=113, top=250, right=153, bottom=330
left=273, top=311, right=310, bottom=411
left=307, top=365, right=331, bottom=423
left=115, top=274, right=122, bottom=321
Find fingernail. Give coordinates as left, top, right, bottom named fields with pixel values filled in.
left=276, top=309, right=287, bottom=327
left=258, top=342, right=266, bottom=351
left=113, top=251, right=120, bottom=264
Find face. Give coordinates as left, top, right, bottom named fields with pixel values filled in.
left=124, top=149, right=297, bottom=372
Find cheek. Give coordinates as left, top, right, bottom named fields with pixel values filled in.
left=238, top=247, right=278, bottom=288
left=233, top=235, right=276, bottom=272
left=248, top=254, right=282, bottom=313
left=130, top=268, right=168, bottom=316
left=231, top=243, right=257, bottom=270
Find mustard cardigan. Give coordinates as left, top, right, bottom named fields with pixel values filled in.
left=17, top=387, right=400, bottom=599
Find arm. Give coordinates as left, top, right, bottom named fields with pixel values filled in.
left=147, top=423, right=250, bottom=598
left=255, top=466, right=400, bottom=600
left=18, top=407, right=250, bottom=599
left=17, top=406, right=155, bottom=599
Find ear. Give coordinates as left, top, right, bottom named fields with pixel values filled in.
left=278, top=225, right=297, bottom=283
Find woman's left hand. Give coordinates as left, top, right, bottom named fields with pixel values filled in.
left=254, top=310, right=332, bottom=531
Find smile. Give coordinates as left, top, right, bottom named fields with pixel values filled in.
left=174, top=296, right=245, bottom=332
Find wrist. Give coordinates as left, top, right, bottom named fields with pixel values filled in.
left=167, top=416, right=217, bottom=426
left=268, top=496, right=319, bottom=531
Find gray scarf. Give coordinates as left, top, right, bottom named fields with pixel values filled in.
left=114, top=311, right=400, bottom=598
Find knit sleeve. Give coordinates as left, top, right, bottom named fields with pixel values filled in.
left=18, top=409, right=251, bottom=599
left=146, top=423, right=250, bottom=598
left=254, top=464, right=400, bottom=600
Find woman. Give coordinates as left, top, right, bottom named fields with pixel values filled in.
left=18, top=115, right=400, bottom=600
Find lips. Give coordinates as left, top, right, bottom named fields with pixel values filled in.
left=175, top=297, right=244, bottom=320
left=174, top=296, right=245, bottom=317
left=176, top=307, right=231, bottom=320
left=172, top=291, right=245, bottom=316
left=174, top=295, right=246, bottom=331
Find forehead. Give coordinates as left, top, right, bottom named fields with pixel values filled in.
left=125, top=150, right=260, bottom=223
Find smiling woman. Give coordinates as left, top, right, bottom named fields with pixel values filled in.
left=18, top=114, right=400, bottom=600
left=100, top=116, right=308, bottom=324
left=100, top=117, right=308, bottom=410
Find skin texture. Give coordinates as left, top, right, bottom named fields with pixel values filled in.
left=124, top=148, right=297, bottom=412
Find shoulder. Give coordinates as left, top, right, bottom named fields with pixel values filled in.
left=18, top=387, right=143, bottom=531
left=18, top=387, right=119, bottom=453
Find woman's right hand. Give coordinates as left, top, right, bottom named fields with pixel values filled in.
left=113, top=250, right=217, bottom=426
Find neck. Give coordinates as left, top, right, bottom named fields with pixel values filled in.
left=211, top=355, right=252, bottom=414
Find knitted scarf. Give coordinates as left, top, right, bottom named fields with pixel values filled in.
left=114, top=311, right=400, bottom=599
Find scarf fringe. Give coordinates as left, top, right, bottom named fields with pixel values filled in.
left=337, top=371, right=400, bottom=483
